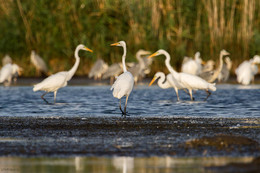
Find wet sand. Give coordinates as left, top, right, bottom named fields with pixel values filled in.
left=0, top=116, right=259, bottom=157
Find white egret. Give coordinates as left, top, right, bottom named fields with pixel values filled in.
left=30, top=50, right=48, bottom=75
left=128, top=49, right=151, bottom=83
left=102, top=63, right=123, bottom=84
left=33, top=44, right=92, bottom=103
left=202, top=60, right=215, bottom=73
left=181, top=52, right=204, bottom=75
left=2, top=54, right=12, bottom=65
left=110, top=41, right=134, bottom=117
left=0, top=63, right=23, bottom=86
left=149, top=72, right=182, bottom=101
left=235, top=55, right=260, bottom=85
left=148, top=50, right=216, bottom=101
left=218, top=57, right=232, bottom=82
left=88, top=58, right=108, bottom=80
left=199, top=49, right=230, bottom=82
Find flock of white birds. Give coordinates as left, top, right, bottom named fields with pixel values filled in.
left=0, top=41, right=259, bottom=116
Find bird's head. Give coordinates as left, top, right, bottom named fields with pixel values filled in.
left=149, top=72, right=163, bottom=86
left=110, top=41, right=126, bottom=47
left=221, top=49, right=230, bottom=57
left=147, top=49, right=166, bottom=59
left=252, top=55, right=260, bottom=64
left=136, top=49, right=151, bottom=57
left=78, top=44, right=93, bottom=52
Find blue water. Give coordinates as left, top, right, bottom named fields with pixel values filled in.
left=0, top=84, right=260, bottom=118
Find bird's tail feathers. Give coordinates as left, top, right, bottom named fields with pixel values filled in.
left=33, top=84, right=41, bottom=92
left=209, top=83, right=216, bottom=91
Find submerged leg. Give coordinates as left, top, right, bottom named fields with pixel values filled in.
left=174, top=87, right=180, bottom=101
left=41, top=92, right=49, bottom=104
left=119, top=98, right=124, bottom=115
left=54, top=91, right=57, bottom=104
left=123, top=95, right=130, bottom=118
left=189, top=89, right=194, bottom=101
left=204, top=90, right=211, bottom=101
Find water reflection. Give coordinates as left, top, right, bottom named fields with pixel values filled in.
left=0, top=156, right=254, bottom=173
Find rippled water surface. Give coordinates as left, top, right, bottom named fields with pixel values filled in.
left=0, top=84, right=260, bottom=118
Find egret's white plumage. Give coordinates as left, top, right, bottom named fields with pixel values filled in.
left=181, top=52, right=203, bottom=75
left=218, top=57, right=232, bottom=82
left=149, top=72, right=183, bottom=101
left=30, top=50, right=48, bottom=75
left=128, top=49, right=151, bottom=83
left=88, top=58, right=108, bottom=80
left=149, top=49, right=216, bottom=100
left=0, top=63, right=22, bottom=86
left=33, top=44, right=92, bottom=103
left=110, top=41, right=134, bottom=116
left=235, top=55, right=260, bottom=85
left=199, top=49, right=230, bottom=82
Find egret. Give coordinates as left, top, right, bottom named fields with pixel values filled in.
left=88, top=58, right=108, bottom=80
left=235, top=55, right=260, bottom=85
left=149, top=72, right=182, bottom=101
left=218, top=57, right=232, bottom=82
left=0, top=63, right=23, bottom=86
left=110, top=41, right=134, bottom=117
left=181, top=52, right=204, bottom=75
left=30, top=50, right=48, bottom=76
left=199, top=49, right=230, bottom=82
left=148, top=49, right=216, bottom=101
left=102, top=63, right=123, bottom=83
left=128, top=49, right=151, bottom=83
left=201, top=60, right=215, bottom=73
left=2, top=54, right=12, bottom=65
left=33, top=44, right=92, bottom=103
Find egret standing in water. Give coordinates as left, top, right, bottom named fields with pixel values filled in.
left=33, top=44, right=93, bottom=103
left=148, top=50, right=216, bottom=101
left=110, top=41, right=134, bottom=117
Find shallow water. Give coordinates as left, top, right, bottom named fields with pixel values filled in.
left=0, top=84, right=260, bottom=118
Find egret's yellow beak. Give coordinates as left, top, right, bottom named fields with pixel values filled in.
left=201, top=60, right=206, bottom=65
left=148, top=52, right=158, bottom=59
left=110, top=42, right=119, bottom=46
left=85, top=47, right=93, bottom=52
left=149, top=77, right=157, bottom=86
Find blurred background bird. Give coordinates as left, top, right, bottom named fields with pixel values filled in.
left=88, top=58, right=108, bottom=80
left=2, top=54, right=13, bottom=66
left=235, top=55, right=260, bottom=85
left=181, top=52, right=204, bottom=76
left=0, top=63, right=23, bottom=86
left=128, top=49, right=151, bottom=84
left=199, top=49, right=230, bottom=83
left=30, top=50, right=48, bottom=76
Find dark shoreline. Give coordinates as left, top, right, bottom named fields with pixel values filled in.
left=0, top=116, right=259, bottom=157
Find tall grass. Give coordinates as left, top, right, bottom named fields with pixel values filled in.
left=0, top=0, right=259, bottom=76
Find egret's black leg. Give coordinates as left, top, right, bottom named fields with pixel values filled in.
left=41, top=92, right=50, bottom=104
left=204, top=90, right=211, bottom=101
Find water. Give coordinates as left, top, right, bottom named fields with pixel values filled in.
left=0, top=84, right=260, bottom=118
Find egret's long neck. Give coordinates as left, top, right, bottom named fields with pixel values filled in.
left=208, top=52, right=224, bottom=83
left=158, top=73, right=171, bottom=89
left=164, top=52, right=179, bottom=78
left=137, top=54, right=145, bottom=69
left=67, top=47, right=80, bottom=81
left=122, top=44, right=127, bottom=72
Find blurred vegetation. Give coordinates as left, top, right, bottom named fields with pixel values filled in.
left=0, top=0, right=259, bottom=76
